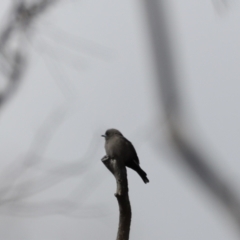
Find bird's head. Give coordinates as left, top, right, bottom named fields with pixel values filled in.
left=101, top=129, right=123, bottom=140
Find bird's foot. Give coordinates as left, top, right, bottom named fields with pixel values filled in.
left=101, top=155, right=110, bottom=162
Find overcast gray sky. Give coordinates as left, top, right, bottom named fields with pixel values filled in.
left=0, top=0, right=240, bottom=239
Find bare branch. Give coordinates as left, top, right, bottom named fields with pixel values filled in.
left=102, top=156, right=131, bottom=240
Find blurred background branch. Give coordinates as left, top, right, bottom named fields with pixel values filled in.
left=0, top=0, right=57, bottom=107
left=0, top=1, right=110, bottom=219
left=143, top=0, right=240, bottom=230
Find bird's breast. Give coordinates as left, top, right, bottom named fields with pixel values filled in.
left=105, top=137, right=128, bottom=160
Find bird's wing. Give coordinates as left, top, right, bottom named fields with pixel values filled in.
left=124, top=137, right=140, bottom=164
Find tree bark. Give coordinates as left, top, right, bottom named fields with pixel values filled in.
left=102, top=156, right=131, bottom=240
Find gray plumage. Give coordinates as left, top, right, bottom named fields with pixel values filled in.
left=102, top=129, right=149, bottom=184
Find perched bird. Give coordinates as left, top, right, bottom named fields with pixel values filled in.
left=102, top=129, right=149, bottom=184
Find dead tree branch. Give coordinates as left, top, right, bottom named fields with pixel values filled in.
left=102, top=156, right=131, bottom=240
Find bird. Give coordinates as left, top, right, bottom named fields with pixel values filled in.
left=102, top=128, right=149, bottom=184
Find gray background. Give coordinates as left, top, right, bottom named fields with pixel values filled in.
left=0, top=0, right=239, bottom=239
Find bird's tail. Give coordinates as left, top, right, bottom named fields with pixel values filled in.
left=137, top=168, right=149, bottom=184
left=126, top=161, right=149, bottom=184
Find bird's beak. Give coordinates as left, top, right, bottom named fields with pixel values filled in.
left=101, top=135, right=106, bottom=138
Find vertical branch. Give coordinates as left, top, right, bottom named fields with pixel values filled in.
left=142, top=0, right=240, bottom=228
left=102, top=156, right=131, bottom=240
